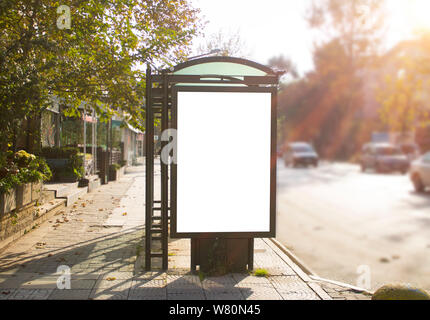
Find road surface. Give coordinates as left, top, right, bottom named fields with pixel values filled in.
left=276, top=160, right=430, bottom=291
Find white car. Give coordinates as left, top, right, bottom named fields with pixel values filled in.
left=409, top=151, right=430, bottom=192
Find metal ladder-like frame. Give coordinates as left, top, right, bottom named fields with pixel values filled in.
left=145, top=68, right=170, bottom=270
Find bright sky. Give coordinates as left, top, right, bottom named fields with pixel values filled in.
left=190, top=0, right=430, bottom=76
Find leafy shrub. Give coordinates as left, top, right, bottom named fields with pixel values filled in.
left=110, top=163, right=121, bottom=171
left=0, top=150, right=52, bottom=193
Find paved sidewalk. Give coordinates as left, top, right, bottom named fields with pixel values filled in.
left=0, top=164, right=370, bottom=300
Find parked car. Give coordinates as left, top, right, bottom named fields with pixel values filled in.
left=360, top=142, right=409, bottom=174
left=409, top=151, right=430, bottom=192
left=283, top=142, right=319, bottom=167
left=398, top=142, right=421, bottom=161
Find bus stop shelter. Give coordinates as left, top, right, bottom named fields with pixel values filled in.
left=145, top=56, right=281, bottom=272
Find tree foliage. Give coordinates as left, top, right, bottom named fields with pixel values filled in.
left=196, top=29, right=249, bottom=58
left=0, top=0, right=201, bottom=151
left=267, top=55, right=298, bottom=79
left=278, top=0, right=386, bottom=160
left=377, top=33, right=430, bottom=133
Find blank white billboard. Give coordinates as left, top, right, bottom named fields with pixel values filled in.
left=176, top=91, right=272, bottom=233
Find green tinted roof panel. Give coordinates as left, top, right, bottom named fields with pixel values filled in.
left=174, top=62, right=267, bottom=76
left=172, top=57, right=274, bottom=77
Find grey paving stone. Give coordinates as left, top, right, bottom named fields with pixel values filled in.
left=0, top=289, right=16, bottom=299
left=48, top=289, right=92, bottom=300
left=277, top=290, right=321, bottom=300
left=241, top=288, right=283, bottom=300
left=28, top=289, right=54, bottom=300
left=167, top=287, right=204, bottom=295
left=167, top=293, right=205, bottom=300
left=94, top=279, right=133, bottom=290
left=90, top=288, right=130, bottom=300
left=6, top=289, right=34, bottom=300
left=166, top=275, right=202, bottom=291
left=205, top=291, right=244, bottom=300
left=70, top=279, right=97, bottom=289
left=131, top=279, right=166, bottom=289
left=269, top=276, right=311, bottom=290
left=7, top=288, right=54, bottom=300
left=232, top=274, right=272, bottom=286
left=129, top=288, right=166, bottom=300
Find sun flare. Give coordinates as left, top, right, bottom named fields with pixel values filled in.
left=404, top=0, right=430, bottom=31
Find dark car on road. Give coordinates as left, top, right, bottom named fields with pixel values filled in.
left=283, top=142, right=319, bottom=167
left=399, top=142, right=420, bottom=161
left=360, top=142, right=409, bottom=174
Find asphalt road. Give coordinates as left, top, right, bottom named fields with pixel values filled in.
left=276, top=160, right=430, bottom=291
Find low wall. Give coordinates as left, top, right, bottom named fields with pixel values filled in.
left=0, top=182, right=65, bottom=251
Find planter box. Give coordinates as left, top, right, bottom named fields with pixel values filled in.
left=31, top=181, right=42, bottom=202
left=0, top=189, right=16, bottom=215
left=16, top=183, right=32, bottom=208
left=109, top=167, right=119, bottom=181
left=109, top=166, right=126, bottom=182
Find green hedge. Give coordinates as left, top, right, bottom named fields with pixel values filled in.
left=40, top=147, right=80, bottom=159
left=39, top=147, right=84, bottom=181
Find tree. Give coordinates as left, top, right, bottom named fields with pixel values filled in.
left=267, top=55, right=298, bottom=79
left=196, top=29, right=249, bottom=58
left=294, top=0, right=387, bottom=159
left=0, top=0, right=202, bottom=152
left=377, top=34, right=430, bottom=134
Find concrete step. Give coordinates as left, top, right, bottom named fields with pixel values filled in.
left=88, top=178, right=100, bottom=193
left=63, top=187, right=88, bottom=207
left=43, top=182, right=79, bottom=198
left=40, top=190, right=56, bottom=203
left=42, top=182, right=87, bottom=206
left=79, top=175, right=101, bottom=193
left=36, top=198, right=67, bottom=216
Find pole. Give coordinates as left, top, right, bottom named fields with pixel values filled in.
left=145, top=65, right=154, bottom=270
left=83, top=104, right=87, bottom=176
left=161, top=70, right=168, bottom=269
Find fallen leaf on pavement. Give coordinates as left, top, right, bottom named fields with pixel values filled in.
left=106, top=277, right=116, bottom=281
left=122, top=212, right=127, bottom=216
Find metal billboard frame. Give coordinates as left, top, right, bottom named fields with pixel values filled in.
left=170, top=85, right=277, bottom=239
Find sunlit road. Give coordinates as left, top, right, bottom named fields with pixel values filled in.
left=276, top=160, right=430, bottom=291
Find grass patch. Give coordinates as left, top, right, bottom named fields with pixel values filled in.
left=253, top=268, right=269, bottom=277
left=198, top=271, right=206, bottom=282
